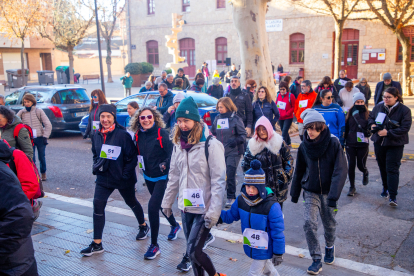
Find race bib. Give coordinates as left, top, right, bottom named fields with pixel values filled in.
left=32, top=129, right=37, bottom=138
left=100, top=144, right=121, bottom=160
left=375, top=112, right=386, bottom=125
left=243, top=228, right=269, bottom=250
left=277, top=102, right=286, bottom=110
left=93, top=121, right=100, bottom=130
left=138, top=155, right=145, bottom=170
left=183, top=188, right=205, bottom=207
left=339, top=79, right=347, bottom=86
left=217, top=118, right=229, bottom=129
left=356, top=132, right=368, bottom=143
left=299, top=100, right=308, bottom=108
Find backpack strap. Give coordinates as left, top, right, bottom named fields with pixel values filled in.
left=157, top=128, right=164, bottom=148
left=205, top=135, right=213, bottom=164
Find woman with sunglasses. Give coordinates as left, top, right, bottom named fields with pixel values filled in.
left=84, top=89, right=108, bottom=139
left=252, top=86, right=279, bottom=130
left=312, top=89, right=346, bottom=146
left=243, top=79, right=257, bottom=102
left=368, top=87, right=412, bottom=207
left=276, top=81, right=296, bottom=146
left=130, top=107, right=181, bottom=260
left=355, top=78, right=371, bottom=105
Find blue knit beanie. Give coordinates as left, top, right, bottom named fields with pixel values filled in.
left=243, top=160, right=267, bottom=199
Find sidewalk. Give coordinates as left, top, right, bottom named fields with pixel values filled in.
left=31, top=196, right=410, bottom=276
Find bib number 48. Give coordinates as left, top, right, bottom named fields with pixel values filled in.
left=251, top=234, right=260, bottom=240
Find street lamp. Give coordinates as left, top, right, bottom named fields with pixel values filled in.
left=94, top=0, right=106, bottom=95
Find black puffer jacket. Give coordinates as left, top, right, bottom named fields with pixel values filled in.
left=0, top=149, right=36, bottom=276
left=226, top=87, right=253, bottom=128
left=135, top=124, right=173, bottom=178
left=290, top=128, right=347, bottom=207
left=242, top=132, right=294, bottom=203
left=345, top=107, right=370, bottom=147
left=92, top=124, right=138, bottom=189
left=368, top=102, right=412, bottom=146
left=211, top=112, right=246, bottom=157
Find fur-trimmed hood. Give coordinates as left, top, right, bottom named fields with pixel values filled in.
left=248, top=131, right=284, bottom=156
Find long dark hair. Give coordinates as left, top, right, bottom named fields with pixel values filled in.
left=312, top=89, right=332, bottom=107
left=384, top=87, right=403, bottom=104
left=89, top=89, right=108, bottom=112
left=318, top=76, right=333, bottom=87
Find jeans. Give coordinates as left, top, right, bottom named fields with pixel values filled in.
left=93, top=184, right=145, bottom=239
left=279, top=119, right=293, bottom=145
left=182, top=212, right=216, bottom=276
left=248, top=259, right=279, bottom=276
left=374, top=144, right=404, bottom=199
left=124, top=87, right=131, bottom=97
left=21, top=260, right=38, bottom=276
left=346, top=145, right=369, bottom=187
left=225, top=155, right=240, bottom=199
left=303, top=191, right=337, bottom=261
left=145, top=179, right=178, bottom=245
left=33, top=137, right=47, bottom=173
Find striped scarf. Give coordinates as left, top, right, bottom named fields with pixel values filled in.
left=241, top=192, right=263, bottom=207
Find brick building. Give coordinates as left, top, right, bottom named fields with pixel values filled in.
left=128, top=0, right=414, bottom=83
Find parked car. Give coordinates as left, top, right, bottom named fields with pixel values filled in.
left=79, top=91, right=219, bottom=136
left=5, top=85, right=90, bottom=133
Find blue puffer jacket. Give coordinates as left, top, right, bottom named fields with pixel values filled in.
left=221, top=188, right=285, bottom=260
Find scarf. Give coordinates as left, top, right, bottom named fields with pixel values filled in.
left=180, top=129, right=193, bottom=151
left=230, top=86, right=242, bottom=97
left=100, top=123, right=116, bottom=143
left=220, top=112, right=233, bottom=119
left=25, top=106, right=32, bottom=112
left=302, top=127, right=331, bottom=160
left=241, top=187, right=263, bottom=206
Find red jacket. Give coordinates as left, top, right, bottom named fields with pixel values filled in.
left=9, top=148, right=39, bottom=200
left=294, top=91, right=318, bottom=123
left=276, top=92, right=296, bottom=120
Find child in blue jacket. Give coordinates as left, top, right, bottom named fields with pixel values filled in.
left=219, top=160, right=285, bottom=276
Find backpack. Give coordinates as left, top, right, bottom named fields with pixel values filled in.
left=13, top=123, right=35, bottom=147
left=122, top=77, right=126, bottom=85
left=135, top=128, right=164, bottom=154
left=276, top=92, right=292, bottom=105
left=205, top=135, right=213, bottom=163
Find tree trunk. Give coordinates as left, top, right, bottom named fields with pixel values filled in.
left=106, top=38, right=113, bottom=83
left=232, top=0, right=276, bottom=99
left=334, top=20, right=344, bottom=80
left=20, top=39, right=26, bottom=86
left=68, top=45, right=75, bottom=84
left=395, top=29, right=413, bottom=96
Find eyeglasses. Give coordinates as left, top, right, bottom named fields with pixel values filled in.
left=92, top=95, right=98, bottom=99
left=140, top=115, right=153, bottom=120
left=382, top=96, right=393, bottom=99
left=325, top=96, right=333, bottom=99
left=279, top=88, right=286, bottom=91
left=361, top=82, right=367, bottom=84
left=252, top=85, right=257, bottom=88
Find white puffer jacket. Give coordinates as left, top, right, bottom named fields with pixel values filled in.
left=16, top=107, right=52, bottom=138
left=162, top=125, right=226, bottom=221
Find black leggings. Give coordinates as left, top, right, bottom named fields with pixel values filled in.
left=93, top=184, right=145, bottom=240
left=225, top=155, right=240, bottom=199
left=182, top=212, right=216, bottom=276
left=346, top=146, right=369, bottom=187
left=145, top=179, right=178, bottom=245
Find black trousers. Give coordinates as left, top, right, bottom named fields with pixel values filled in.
left=225, top=155, right=240, bottom=199
left=374, top=144, right=404, bottom=199
left=346, top=145, right=369, bottom=187
left=93, top=184, right=145, bottom=239
left=145, top=179, right=178, bottom=245
left=279, top=118, right=293, bottom=145
left=21, top=260, right=38, bottom=276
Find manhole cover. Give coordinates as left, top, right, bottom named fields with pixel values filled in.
left=31, top=222, right=51, bottom=236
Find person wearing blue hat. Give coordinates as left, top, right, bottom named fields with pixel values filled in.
left=219, top=159, right=285, bottom=276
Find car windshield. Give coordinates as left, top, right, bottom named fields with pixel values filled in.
left=20, top=88, right=52, bottom=104
left=58, top=89, right=89, bottom=104
left=116, top=94, right=146, bottom=112
left=145, top=94, right=159, bottom=107
left=187, top=93, right=217, bottom=107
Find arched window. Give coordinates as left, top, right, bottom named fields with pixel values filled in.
left=146, top=40, right=159, bottom=65
left=215, top=37, right=227, bottom=65
left=397, top=26, right=414, bottom=62
left=290, top=33, right=305, bottom=64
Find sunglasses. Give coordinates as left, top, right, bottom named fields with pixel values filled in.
left=325, top=96, right=333, bottom=99
left=140, top=115, right=153, bottom=120
left=92, top=95, right=98, bottom=99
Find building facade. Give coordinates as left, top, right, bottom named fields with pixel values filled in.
left=129, top=0, right=414, bottom=82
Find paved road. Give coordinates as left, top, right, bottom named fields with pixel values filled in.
left=42, top=131, right=414, bottom=274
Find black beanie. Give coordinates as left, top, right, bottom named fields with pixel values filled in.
left=98, top=104, right=117, bottom=121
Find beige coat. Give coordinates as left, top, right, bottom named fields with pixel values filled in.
left=161, top=129, right=226, bottom=222
left=16, top=107, right=52, bottom=138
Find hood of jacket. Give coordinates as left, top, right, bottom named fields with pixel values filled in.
left=162, top=90, right=174, bottom=99
left=253, top=116, right=274, bottom=141
left=248, top=129, right=283, bottom=156
left=4, top=115, right=22, bottom=130
left=0, top=140, right=12, bottom=163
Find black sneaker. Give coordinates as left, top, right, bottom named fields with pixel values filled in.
left=203, top=233, right=215, bottom=250
left=80, top=241, right=104, bottom=257
left=389, top=198, right=398, bottom=207
left=177, top=253, right=192, bottom=272
left=324, top=246, right=335, bottom=264
left=362, top=172, right=369, bottom=186
left=380, top=189, right=389, bottom=198
left=347, top=187, right=356, bottom=196
left=307, top=260, right=322, bottom=275
left=136, top=224, right=150, bottom=240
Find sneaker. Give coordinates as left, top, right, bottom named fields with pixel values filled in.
left=347, top=187, right=356, bottom=197
left=324, top=246, right=335, bottom=264
left=307, top=260, right=322, bottom=275
left=225, top=199, right=235, bottom=208
left=389, top=198, right=398, bottom=207
left=203, top=233, right=215, bottom=250
left=144, top=244, right=160, bottom=260
left=176, top=253, right=192, bottom=272
left=380, top=189, right=389, bottom=198
left=41, top=173, right=47, bottom=181
left=136, top=224, right=150, bottom=240
left=362, top=172, right=369, bottom=186
left=167, top=225, right=181, bottom=240
left=32, top=200, right=43, bottom=221
left=80, top=241, right=104, bottom=256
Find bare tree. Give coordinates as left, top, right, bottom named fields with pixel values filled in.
left=38, top=0, right=95, bottom=84
left=231, top=0, right=276, bottom=98
left=358, top=0, right=414, bottom=95
left=98, top=0, right=126, bottom=83
left=287, top=0, right=362, bottom=80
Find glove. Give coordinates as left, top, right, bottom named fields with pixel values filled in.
left=43, top=137, right=48, bottom=145
left=159, top=162, right=167, bottom=172
left=352, top=110, right=359, bottom=116
left=204, top=216, right=218, bottom=229
left=228, top=139, right=237, bottom=148
left=83, top=134, right=88, bottom=139
left=272, top=254, right=283, bottom=266
left=162, top=208, right=172, bottom=218
left=216, top=217, right=223, bottom=226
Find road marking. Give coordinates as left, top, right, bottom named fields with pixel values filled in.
left=45, top=192, right=412, bottom=276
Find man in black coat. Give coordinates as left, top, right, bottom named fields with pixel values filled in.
left=0, top=144, right=38, bottom=276
left=333, top=70, right=351, bottom=106
left=226, top=76, right=253, bottom=136
left=163, top=74, right=175, bottom=90
left=373, top=72, right=402, bottom=105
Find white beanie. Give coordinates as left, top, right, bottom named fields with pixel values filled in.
left=173, top=92, right=186, bottom=104
left=301, top=109, right=326, bottom=127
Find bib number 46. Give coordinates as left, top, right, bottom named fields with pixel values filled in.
left=191, top=193, right=200, bottom=199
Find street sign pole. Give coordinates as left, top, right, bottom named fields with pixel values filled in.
left=94, top=0, right=106, bottom=95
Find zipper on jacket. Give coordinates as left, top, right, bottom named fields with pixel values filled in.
left=318, top=159, right=322, bottom=194
left=249, top=206, right=253, bottom=258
